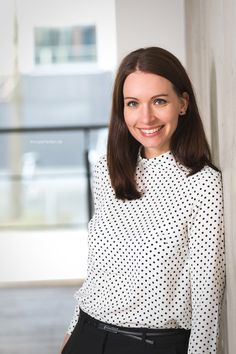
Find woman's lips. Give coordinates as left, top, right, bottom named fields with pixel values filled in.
left=139, top=125, right=165, bottom=137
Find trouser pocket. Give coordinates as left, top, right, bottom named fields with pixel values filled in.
left=61, top=316, right=108, bottom=354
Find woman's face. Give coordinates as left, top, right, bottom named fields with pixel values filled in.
left=123, top=71, right=188, bottom=159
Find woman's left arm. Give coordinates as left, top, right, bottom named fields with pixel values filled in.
left=187, top=170, right=226, bottom=354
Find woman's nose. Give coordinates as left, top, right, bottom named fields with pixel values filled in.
left=139, top=104, right=156, bottom=124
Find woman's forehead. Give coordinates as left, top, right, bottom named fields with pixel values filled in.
left=123, top=71, right=174, bottom=97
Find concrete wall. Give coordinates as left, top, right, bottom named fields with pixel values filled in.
left=185, top=1, right=236, bottom=353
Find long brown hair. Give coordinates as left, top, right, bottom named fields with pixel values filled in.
left=107, top=47, right=220, bottom=201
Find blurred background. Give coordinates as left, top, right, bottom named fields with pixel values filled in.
left=0, top=0, right=235, bottom=353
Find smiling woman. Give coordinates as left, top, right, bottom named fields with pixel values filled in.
left=61, top=47, right=226, bottom=354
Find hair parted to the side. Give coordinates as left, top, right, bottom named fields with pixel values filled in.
left=107, top=46, right=220, bottom=201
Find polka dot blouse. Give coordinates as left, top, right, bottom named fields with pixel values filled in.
left=67, top=148, right=226, bottom=354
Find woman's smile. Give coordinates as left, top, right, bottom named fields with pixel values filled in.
left=139, top=125, right=165, bottom=136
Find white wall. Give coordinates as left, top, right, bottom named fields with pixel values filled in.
left=0, top=1, right=15, bottom=76
left=0, top=229, right=88, bottom=282
left=0, top=0, right=117, bottom=74
left=115, top=0, right=186, bottom=65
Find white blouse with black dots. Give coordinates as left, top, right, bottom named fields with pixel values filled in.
left=67, top=148, right=226, bottom=354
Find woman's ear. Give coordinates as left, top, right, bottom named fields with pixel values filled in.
left=179, top=92, right=189, bottom=115
left=182, top=92, right=189, bottom=111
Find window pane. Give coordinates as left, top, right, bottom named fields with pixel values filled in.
left=34, top=25, right=97, bottom=65
left=0, top=129, right=107, bottom=229
left=0, top=71, right=112, bottom=129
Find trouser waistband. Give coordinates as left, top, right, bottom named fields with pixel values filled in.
left=79, top=308, right=191, bottom=346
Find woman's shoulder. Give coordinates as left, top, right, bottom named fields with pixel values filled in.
left=190, top=163, right=222, bottom=181
left=175, top=157, right=222, bottom=182
left=94, top=153, right=107, bottom=170
left=188, top=164, right=223, bottom=200
left=93, top=154, right=108, bottom=180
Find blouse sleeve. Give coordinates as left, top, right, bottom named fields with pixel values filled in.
left=66, top=303, right=80, bottom=335
left=66, top=156, right=104, bottom=335
left=91, top=156, right=104, bottom=213
left=187, top=170, right=226, bottom=353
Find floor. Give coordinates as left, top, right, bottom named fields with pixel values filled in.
left=0, top=284, right=80, bottom=354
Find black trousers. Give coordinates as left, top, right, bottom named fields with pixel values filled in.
left=62, top=308, right=191, bottom=354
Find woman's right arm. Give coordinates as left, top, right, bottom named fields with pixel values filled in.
left=59, top=334, right=70, bottom=354
left=59, top=158, right=104, bottom=354
left=59, top=303, right=80, bottom=353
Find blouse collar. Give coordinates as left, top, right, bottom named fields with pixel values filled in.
left=137, top=145, right=174, bottom=166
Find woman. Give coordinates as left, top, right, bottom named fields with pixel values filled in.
left=60, top=47, right=226, bottom=354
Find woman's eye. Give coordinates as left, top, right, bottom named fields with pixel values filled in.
left=153, top=98, right=166, bottom=105
left=126, top=101, right=138, bottom=107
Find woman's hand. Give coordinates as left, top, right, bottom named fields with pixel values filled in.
left=59, top=333, right=70, bottom=354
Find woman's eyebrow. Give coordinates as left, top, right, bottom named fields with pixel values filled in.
left=151, top=94, right=169, bottom=99
left=124, top=94, right=169, bottom=100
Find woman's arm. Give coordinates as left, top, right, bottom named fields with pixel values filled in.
left=60, top=303, right=80, bottom=353
left=59, top=333, right=70, bottom=354
left=59, top=157, right=105, bottom=354
left=187, top=170, right=226, bottom=354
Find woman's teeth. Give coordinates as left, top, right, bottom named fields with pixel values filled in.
left=141, top=126, right=164, bottom=134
